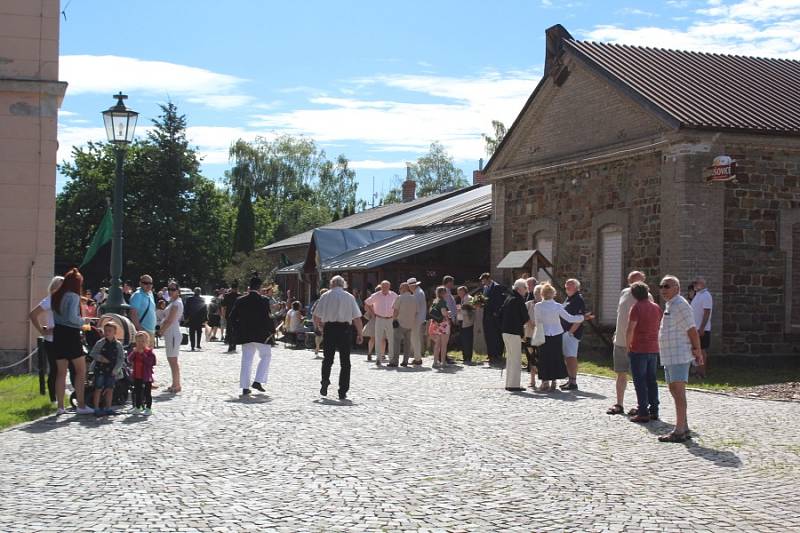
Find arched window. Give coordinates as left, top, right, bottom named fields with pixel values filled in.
left=533, top=231, right=553, bottom=281
left=599, top=224, right=623, bottom=325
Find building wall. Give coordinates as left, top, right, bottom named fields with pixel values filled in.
left=0, top=0, right=66, bottom=370
left=717, top=136, right=800, bottom=355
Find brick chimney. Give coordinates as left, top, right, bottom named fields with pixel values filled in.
left=402, top=163, right=416, bottom=202
left=473, top=158, right=488, bottom=186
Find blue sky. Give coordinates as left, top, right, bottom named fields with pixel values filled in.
left=57, top=0, right=800, bottom=205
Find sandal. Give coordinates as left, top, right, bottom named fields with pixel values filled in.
left=606, top=404, right=624, bottom=415
left=658, top=431, right=690, bottom=443
left=627, top=407, right=638, bottom=416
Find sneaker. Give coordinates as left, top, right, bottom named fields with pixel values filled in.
left=128, top=406, right=141, bottom=415
left=241, top=388, right=251, bottom=396
left=251, top=382, right=266, bottom=392
left=560, top=382, right=578, bottom=391
left=56, top=407, right=66, bottom=416
left=77, top=406, right=95, bottom=415
left=142, top=408, right=152, bottom=416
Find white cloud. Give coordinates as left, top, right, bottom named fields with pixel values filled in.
left=249, top=70, right=541, bottom=162
left=60, top=55, right=252, bottom=109
left=348, top=160, right=409, bottom=170
left=585, top=0, right=800, bottom=59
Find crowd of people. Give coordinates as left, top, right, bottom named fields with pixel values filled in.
left=29, top=262, right=713, bottom=442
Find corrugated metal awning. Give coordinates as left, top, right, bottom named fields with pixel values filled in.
left=276, top=261, right=304, bottom=275
left=320, top=223, right=489, bottom=272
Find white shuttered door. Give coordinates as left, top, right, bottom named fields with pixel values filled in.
left=600, top=226, right=623, bottom=325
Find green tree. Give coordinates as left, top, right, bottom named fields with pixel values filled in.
left=410, top=142, right=468, bottom=197
left=232, top=187, right=255, bottom=254
left=57, top=103, right=234, bottom=289
left=482, top=120, right=507, bottom=157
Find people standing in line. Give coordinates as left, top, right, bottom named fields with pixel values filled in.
left=28, top=276, right=65, bottom=403
left=690, top=276, right=713, bottom=378
left=159, top=281, right=184, bottom=393
left=533, top=282, right=587, bottom=392
left=657, top=275, right=703, bottom=443
left=456, top=286, right=475, bottom=365
left=365, top=280, right=398, bottom=367
left=391, top=282, right=417, bottom=367
left=560, top=278, right=587, bottom=390
left=409, top=278, right=427, bottom=365
left=524, top=283, right=543, bottom=387
left=228, top=273, right=276, bottom=396
left=185, top=287, right=208, bottom=351
left=428, top=286, right=452, bottom=368
left=313, top=275, right=364, bottom=401
left=480, top=272, right=507, bottom=368
left=500, top=279, right=533, bottom=391
left=626, top=281, right=663, bottom=423
left=128, top=331, right=157, bottom=415
left=51, top=268, right=93, bottom=415
left=129, top=274, right=157, bottom=346
left=88, top=322, right=125, bottom=416
left=221, top=282, right=240, bottom=353
left=607, top=271, right=647, bottom=416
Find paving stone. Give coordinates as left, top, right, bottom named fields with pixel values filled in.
left=0, top=342, right=798, bottom=531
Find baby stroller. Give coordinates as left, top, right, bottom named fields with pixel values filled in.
left=70, top=314, right=136, bottom=409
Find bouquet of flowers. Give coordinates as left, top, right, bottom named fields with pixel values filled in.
left=470, top=293, right=487, bottom=308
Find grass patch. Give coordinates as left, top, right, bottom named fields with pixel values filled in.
left=576, top=352, right=799, bottom=391
left=0, top=375, right=53, bottom=430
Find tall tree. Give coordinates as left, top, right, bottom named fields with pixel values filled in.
left=410, top=142, right=468, bottom=197
left=483, top=120, right=507, bottom=157
left=232, top=187, right=255, bottom=254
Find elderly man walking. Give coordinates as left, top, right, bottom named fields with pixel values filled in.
left=313, top=276, right=363, bottom=401
left=409, top=278, right=427, bottom=365
left=657, top=275, right=703, bottom=443
left=365, top=280, right=398, bottom=366
left=607, top=271, right=646, bottom=416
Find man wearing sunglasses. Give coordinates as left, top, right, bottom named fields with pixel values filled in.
left=130, top=275, right=157, bottom=344
left=657, top=275, right=703, bottom=443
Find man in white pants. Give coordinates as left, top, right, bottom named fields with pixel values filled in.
left=227, top=274, right=276, bottom=396
left=409, top=278, right=427, bottom=365
left=365, top=280, right=398, bottom=366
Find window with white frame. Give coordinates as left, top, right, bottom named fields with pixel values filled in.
left=533, top=231, right=553, bottom=282
left=599, top=225, right=623, bottom=325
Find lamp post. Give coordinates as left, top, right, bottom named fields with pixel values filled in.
left=101, top=92, right=138, bottom=314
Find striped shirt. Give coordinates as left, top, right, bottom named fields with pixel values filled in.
left=658, top=295, right=696, bottom=366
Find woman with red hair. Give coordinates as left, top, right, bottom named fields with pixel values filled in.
left=52, top=268, right=93, bottom=415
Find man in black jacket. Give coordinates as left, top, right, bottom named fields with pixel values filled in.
left=228, top=274, right=276, bottom=396
left=480, top=272, right=508, bottom=368
left=185, top=287, right=208, bottom=351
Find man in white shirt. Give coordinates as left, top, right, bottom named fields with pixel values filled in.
left=690, top=276, right=713, bottom=378
left=365, top=280, right=398, bottom=366
left=313, top=276, right=363, bottom=401
left=607, top=271, right=646, bottom=416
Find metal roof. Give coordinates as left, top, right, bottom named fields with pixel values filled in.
left=276, top=261, right=304, bottom=274
left=261, top=185, right=482, bottom=251
left=565, top=38, right=800, bottom=134
left=319, top=223, right=489, bottom=272
left=367, top=185, right=491, bottom=230
left=312, top=228, right=410, bottom=261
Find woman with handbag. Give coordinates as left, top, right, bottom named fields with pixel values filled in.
left=159, top=281, right=184, bottom=393
left=428, top=286, right=451, bottom=369
left=532, top=282, right=587, bottom=392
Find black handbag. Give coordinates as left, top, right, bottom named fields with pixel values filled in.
left=181, top=333, right=189, bottom=346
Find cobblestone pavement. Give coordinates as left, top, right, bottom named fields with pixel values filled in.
left=2, top=341, right=799, bottom=532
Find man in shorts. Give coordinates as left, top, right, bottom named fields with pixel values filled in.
left=607, top=271, right=646, bottom=415
left=657, top=275, right=703, bottom=443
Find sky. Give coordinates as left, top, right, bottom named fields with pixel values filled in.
left=57, top=0, right=800, bottom=205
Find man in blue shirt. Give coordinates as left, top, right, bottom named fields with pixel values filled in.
left=129, top=274, right=157, bottom=343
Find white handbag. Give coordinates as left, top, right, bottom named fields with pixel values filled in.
left=530, top=324, right=546, bottom=347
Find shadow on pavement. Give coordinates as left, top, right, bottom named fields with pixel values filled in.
left=313, top=398, right=355, bottom=406
left=224, top=395, right=273, bottom=404
left=683, top=440, right=742, bottom=468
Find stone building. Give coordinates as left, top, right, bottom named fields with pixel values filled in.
left=485, top=25, right=800, bottom=356
left=0, top=0, right=66, bottom=369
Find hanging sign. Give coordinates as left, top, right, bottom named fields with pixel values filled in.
left=704, top=155, right=737, bottom=183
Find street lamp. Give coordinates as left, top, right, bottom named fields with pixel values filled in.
left=101, top=92, right=138, bottom=314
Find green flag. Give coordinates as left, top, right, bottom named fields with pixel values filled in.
left=80, top=208, right=113, bottom=268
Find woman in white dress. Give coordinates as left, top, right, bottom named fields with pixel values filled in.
left=159, top=281, right=184, bottom=393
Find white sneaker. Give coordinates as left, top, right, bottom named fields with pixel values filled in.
left=76, top=406, right=94, bottom=415
left=56, top=408, right=66, bottom=416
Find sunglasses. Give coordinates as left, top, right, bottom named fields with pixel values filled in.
left=168, top=287, right=178, bottom=291
left=659, top=284, right=673, bottom=289
left=141, top=281, right=153, bottom=285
